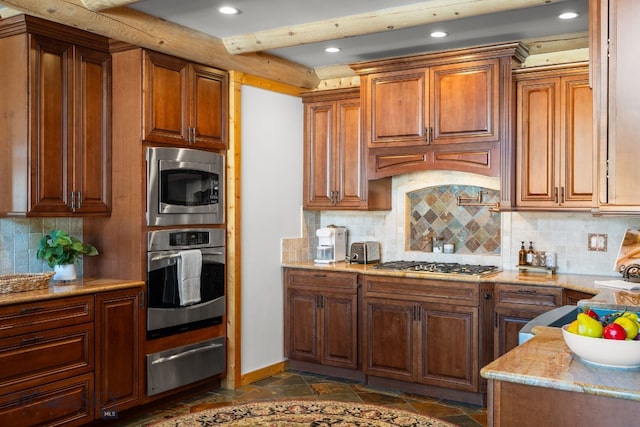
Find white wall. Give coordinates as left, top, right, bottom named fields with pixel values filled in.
left=240, top=86, right=303, bottom=374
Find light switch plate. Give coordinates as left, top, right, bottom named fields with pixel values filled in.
left=588, top=233, right=607, bottom=251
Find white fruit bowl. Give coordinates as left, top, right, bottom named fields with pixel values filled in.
left=562, top=324, right=640, bottom=369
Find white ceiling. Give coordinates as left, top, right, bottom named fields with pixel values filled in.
left=129, top=0, right=589, bottom=69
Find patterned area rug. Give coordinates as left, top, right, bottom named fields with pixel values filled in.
left=151, top=400, right=457, bottom=426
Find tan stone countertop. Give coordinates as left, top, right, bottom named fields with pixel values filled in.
left=481, top=326, right=640, bottom=402
left=282, top=261, right=631, bottom=305
left=0, top=277, right=145, bottom=307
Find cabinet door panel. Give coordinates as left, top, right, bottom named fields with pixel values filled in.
left=431, top=60, right=499, bottom=144
left=337, top=98, right=364, bottom=206
left=304, top=102, right=333, bottom=207
left=143, top=51, right=189, bottom=144
left=285, top=289, right=320, bottom=362
left=30, top=36, right=73, bottom=213
left=494, top=309, right=539, bottom=357
left=364, top=299, right=416, bottom=381
left=74, top=46, right=111, bottom=213
left=419, top=305, right=477, bottom=390
left=562, top=76, right=593, bottom=206
left=516, top=78, right=558, bottom=205
left=366, top=71, right=428, bottom=146
left=322, top=293, right=358, bottom=369
left=192, top=65, right=227, bottom=148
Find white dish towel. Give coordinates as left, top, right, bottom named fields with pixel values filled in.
left=177, top=249, right=202, bottom=306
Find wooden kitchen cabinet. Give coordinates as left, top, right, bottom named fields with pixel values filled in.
left=514, top=65, right=593, bottom=210
left=0, top=295, right=95, bottom=426
left=302, top=88, right=390, bottom=210
left=284, top=268, right=359, bottom=371
left=591, top=0, right=640, bottom=214
left=493, top=283, right=563, bottom=358
left=0, top=15, right=111, bottom=217
left=95, top=288, right=144, bottom=419
left=362, top=275, right=491, bottom=404
left=352, top=43, right=527, bottom=179
left=143, top=50, right=228, bottom=150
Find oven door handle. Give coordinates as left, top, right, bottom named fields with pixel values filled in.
left=150, top=342, right=224, bottom=365
left=150, top=253, right=180, bottom=262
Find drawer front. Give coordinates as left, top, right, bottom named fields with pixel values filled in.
left=0, top=373, right=94, bottom=427
left=0, top=295, right=94, bottom=338
left=285, top=269, right=358, bottom=293
left=0, top=323, right=94, bottom=394
left=495, top=284, right=563, bottom=308
left=363, top=275, right=479, bottom=306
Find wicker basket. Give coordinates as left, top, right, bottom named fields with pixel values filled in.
left=0, top=272, right=55, bottom=295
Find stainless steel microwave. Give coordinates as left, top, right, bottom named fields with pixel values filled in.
left=146, top=147, right=224, bottom=226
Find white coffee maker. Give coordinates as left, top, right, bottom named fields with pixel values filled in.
left=314, top=226, right=347, bottom=264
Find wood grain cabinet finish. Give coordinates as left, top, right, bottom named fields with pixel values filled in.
left=284, top=269, right=359, bottom=369
left=362, top=275, right=489, bottom=394
left=493, top=283, right=563, bottom=358
left=352, top=43, right=527, bottom=179
left=0, top=15, right=111, bottom=217
left=95, top=288, right=144, bottom=419
left=0, top=295, right=95, bottom=426
left=591, top=0, right=640, bottom=214
left=514, top=65, right=593, bottom=210
left=143, top=50, right=228, bottom=150
left=302, top=89, right=390, bottom=210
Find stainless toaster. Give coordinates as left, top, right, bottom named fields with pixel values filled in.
left=349, top=242, right=380, bottom=264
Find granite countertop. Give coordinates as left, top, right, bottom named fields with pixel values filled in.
left=481, top=326, right=640, bottom=402
left=0, top=277, right=145, bottom=307
left=282, top=261, right=629, bottom=305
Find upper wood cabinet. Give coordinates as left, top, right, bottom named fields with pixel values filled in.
left=302, top=88, right=390, bottom=210
left=514, top=65, right=593, bottom=210
left=0, top=15, right=111, bottom=217
left=352, top=43, right=527, bottom=179
left=143, top=50, right=228, bottom=150
left=591, top=0, right=640, bottom=214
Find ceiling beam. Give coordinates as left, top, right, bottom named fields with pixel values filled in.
left=80, top=0, right=142, bottom=12
left=0, top=0, right=320, bottom=89
left=223, top=0, right=563, bottom=54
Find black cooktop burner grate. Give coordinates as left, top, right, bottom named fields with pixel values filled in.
left=374, top=261, right=500, bottom=276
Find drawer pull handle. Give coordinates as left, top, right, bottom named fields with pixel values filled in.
left=20, top=306, right=43, bottom=314
left=22, top=336, right=44, bottom=345
left=517, top=289, right=536, bottom=294
left=312, top=274, right=327, bottom=278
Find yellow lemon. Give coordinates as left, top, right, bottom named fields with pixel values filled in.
left=566, top=320, right=579, bottom=334
left=577, top=313, right=603, bottom=338
left=614, top=316, right=639, bottom=340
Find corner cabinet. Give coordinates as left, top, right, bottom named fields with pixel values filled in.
left=284, top=268, right=360, bottom=372
left=0, top=15, right=111, bottom=217
left=514, top=64, right=593, bottom=210
left=591, top=0, right=640, bottom=214
left=361, top=275, right=493, bottom=405
left=351, top=43, right=527, bottom=179
left=302, top=89, right=391, bottom=210
left=143, top=50, right=228, bottom=150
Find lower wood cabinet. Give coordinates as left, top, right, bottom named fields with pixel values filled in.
left=95, top=288, right=144, bottom=418
left=0, top=285, right=144, bottom=426
left=493, top=283, right=563, bottom=358
left=284, top=268, right=359, bottom=370
left=361, top=275, right=491, bottom=402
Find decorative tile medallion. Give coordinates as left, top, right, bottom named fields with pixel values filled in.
left=407, top=186, right=500, bottom=254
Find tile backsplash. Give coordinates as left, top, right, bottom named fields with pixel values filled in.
left=0, top=218, right=83, bottom=275
left=407, top=185, right=500, bottom=254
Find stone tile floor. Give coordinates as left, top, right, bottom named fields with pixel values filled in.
left=114, top=370, right=487, bottom=426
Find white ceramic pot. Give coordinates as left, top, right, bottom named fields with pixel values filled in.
left=53, top=264, right=77, bottom=281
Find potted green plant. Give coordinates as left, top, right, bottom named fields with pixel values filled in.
left=37, top=229, right=98, bottom=281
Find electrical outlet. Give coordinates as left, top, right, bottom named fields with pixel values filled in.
left=588, top=233, right=607, bottom=251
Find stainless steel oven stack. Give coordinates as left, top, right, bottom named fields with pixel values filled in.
left=145, top=228, right=226, bottom=396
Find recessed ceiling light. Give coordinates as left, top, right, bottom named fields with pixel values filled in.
left=558, top=11, right=579, bottom=20
left=218, top=6, right=240, bottom=15
left=325, top=47, right=341, bottom=53
left=430, top=31, right=448, bottom=38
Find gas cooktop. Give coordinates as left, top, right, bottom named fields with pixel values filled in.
left=374, top=261, right=500, bottom=277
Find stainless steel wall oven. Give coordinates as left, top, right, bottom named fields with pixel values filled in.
left=145, top=228, right=226, bottom=396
